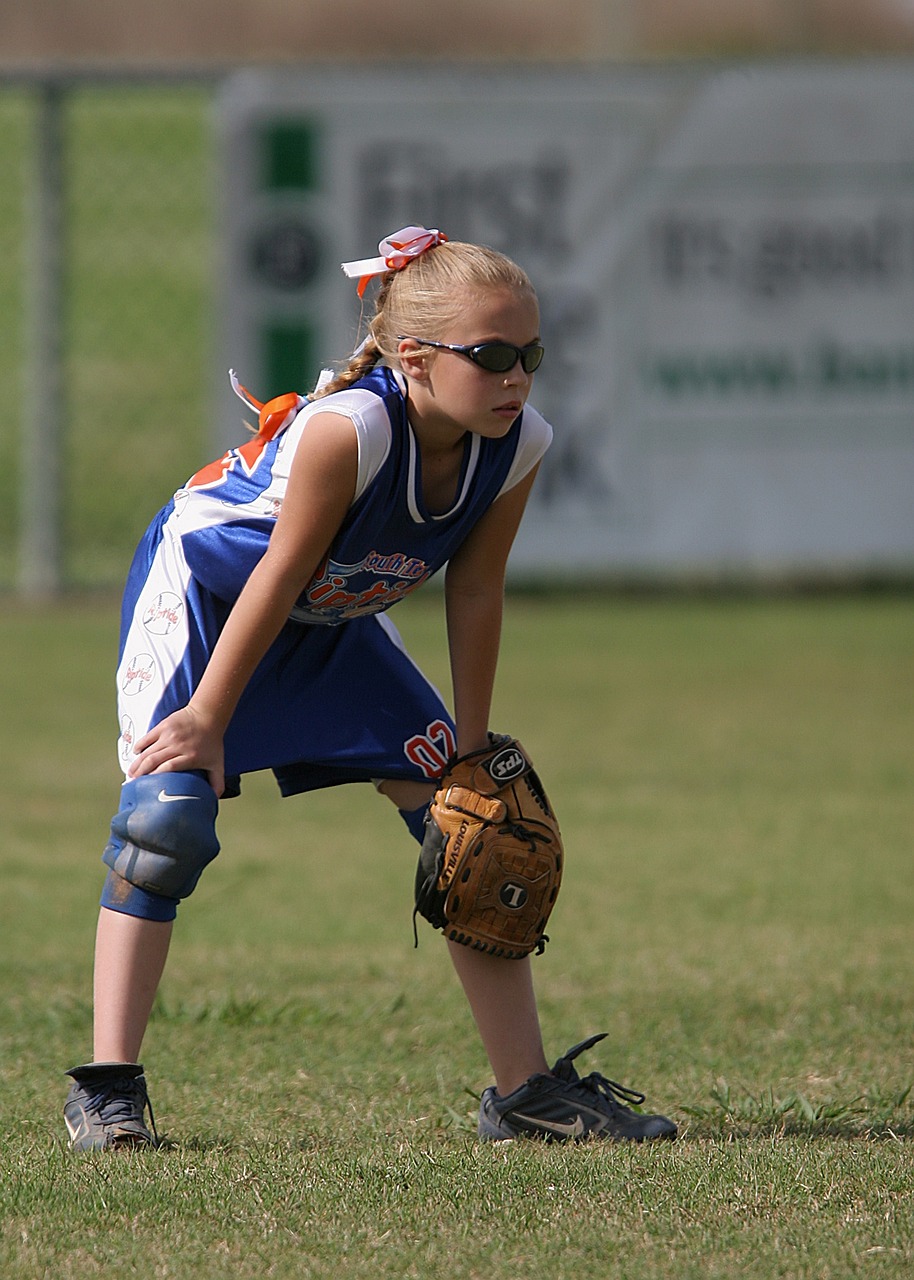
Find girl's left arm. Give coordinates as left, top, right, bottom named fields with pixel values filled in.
left=444, top=464, right=540, bottom=757
left=127, top=410, right=359, bottom=796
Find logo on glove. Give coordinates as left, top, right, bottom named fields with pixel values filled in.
left=487, top=748, right=526, bottom=783
left=499, top=881, right=529, bottom=910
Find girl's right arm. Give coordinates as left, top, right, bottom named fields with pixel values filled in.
left=128, top=411, right=360, bottom=795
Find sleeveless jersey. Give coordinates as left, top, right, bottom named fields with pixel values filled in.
left=114, top=366, right=552, bottom=789
left=171, top=365, right=552, bottom=623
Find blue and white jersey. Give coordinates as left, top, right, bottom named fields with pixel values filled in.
left=172, top=365, right=551, bottom=622
left=113, top=366, right=552, bottom=789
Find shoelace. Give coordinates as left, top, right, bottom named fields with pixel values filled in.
left=571, top=1071, right=647, bottom=1114
left=547, top=1034, right=649, bottom=1116
left=89, top=1076, right=159, bottom=1145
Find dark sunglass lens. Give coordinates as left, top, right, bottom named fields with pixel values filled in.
left=472, top=344, right=517, bottom=373
left=471, top=343, right=544, bottom=373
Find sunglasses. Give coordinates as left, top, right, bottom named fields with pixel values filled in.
left=398, top=336, right=545, bottom=374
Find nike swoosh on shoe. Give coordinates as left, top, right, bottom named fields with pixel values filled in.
left=512, top=1112, right=586, bottom=1138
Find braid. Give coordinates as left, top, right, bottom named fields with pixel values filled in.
left=308, top=273, right=395, bottom=400
left=309, top=335, right=382, bottom=400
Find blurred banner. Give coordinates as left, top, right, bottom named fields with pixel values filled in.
left=218, top=63, right=914, bottom=580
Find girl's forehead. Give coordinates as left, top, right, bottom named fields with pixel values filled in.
left=445, top=285, right=539, bottom=333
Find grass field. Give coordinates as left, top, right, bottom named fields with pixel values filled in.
left=1, top=590, right=912, bottom=1278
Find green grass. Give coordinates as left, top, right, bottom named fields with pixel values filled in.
left=1, top=591, right=913, bottom=1278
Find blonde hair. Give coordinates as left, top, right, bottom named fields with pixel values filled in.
left=311, top=240, right=537, bottom=399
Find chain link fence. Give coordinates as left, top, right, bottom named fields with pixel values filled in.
left=1, top=75, right=219, bottom=594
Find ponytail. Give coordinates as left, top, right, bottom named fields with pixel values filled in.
left=311, top=231, right=536, bottom=401
left=309, top=274, right=399, bottom=400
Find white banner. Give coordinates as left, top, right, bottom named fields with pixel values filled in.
left=218, top=63, right=914, bottom=578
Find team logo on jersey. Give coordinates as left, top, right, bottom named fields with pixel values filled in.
left=142, top=592, right=184, bottom=635
left=121, top=653, right=156, bottom=695
left=297, top=551, right=432, bottom=623
left=119, top=715, right=136, bottom=761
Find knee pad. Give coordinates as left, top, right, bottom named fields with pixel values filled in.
left=102, top=773, right=220, bottom=901
left=100, top=868, right=179, bottom=921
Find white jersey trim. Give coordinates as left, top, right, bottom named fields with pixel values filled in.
left=280, top=377, right=552, bottom=515
left=278, top=388, right=393, bottom=505
left=176, top=376, right=553, bottom=537
left=291, top=381, right=553, bottom=512
left=405, top=426, right=482, bottom=524
left=496, top=405, right=553, bottom=497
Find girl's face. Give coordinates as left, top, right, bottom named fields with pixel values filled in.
left=398, top=286, right=541, bottom=443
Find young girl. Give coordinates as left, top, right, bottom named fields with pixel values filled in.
left=63, top=226, right=676, bottom=1150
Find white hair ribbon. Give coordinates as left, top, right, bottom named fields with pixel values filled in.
left=341, top=225, right=447, bottom=297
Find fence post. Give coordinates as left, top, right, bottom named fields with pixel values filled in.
left=19, top=79, right=65, bottom=598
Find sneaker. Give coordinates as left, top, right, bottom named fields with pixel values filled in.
left=478, top=1033, right=677, bottom=1142
left=64, top=1062, right=158, bottom=1151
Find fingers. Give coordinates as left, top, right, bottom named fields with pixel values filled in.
left=131, top=716, right=184, bottom=763
left=128, top=721, right=191, bottom=778
left=127, top=749, right=225, bottom=799
left=126, top=707, right=225, bottom=794
left=128, top=749, right=190, bottom=778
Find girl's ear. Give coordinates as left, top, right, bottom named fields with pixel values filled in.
left=396, top=338, right=431, bottom=382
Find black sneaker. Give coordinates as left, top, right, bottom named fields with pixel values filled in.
left=64, top=1062, right=158, bottom=1151
left=478, top=1033, right=677, bottom=1142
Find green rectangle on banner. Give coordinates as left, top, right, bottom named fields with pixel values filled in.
left=262, top=119, right=319, bottom=191
left=263, top=322, right=316, bottom=394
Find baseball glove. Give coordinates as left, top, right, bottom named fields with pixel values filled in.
left=414, top=735, right=563, bottom=958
